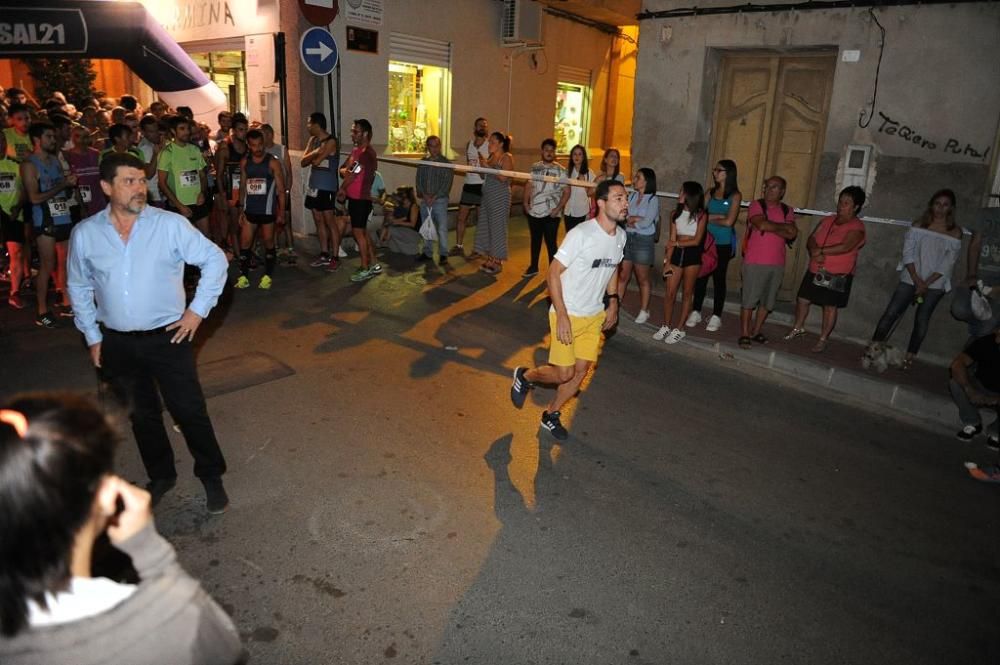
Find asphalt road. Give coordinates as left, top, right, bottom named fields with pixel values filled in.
left=1, top=230, right=998, bottom=665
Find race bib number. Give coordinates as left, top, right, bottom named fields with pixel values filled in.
left=180, top=170, right=199, bottom=187
left=247, top=178, right=266, bottom=196
left=231, top=174, right=241, bottom=192
left=307, top=188, right=318, bottom=197
left=47, top=197, right=68, bottom=216
left=0, top=174, right=14, bottom=193
left=79, top=185, right=91, bottom=203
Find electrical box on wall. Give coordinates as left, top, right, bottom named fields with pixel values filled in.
left=842, top=144, right=872, bottom=189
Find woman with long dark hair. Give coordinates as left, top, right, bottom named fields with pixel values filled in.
left=0, top=393, right=243, bottom=664
left=474, top=131, right=514, bottom=275
left=654, top=181, right=708, bottom=345
left=563, top=144, right=595, bottom=232
left=870, top=189, right=962, bottom=367
left=690, top=159, right=742, bottom=332
left=618, top=167, right=659, bottom=323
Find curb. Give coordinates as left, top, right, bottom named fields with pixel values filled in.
left=613, top=315, right=957, bottom=432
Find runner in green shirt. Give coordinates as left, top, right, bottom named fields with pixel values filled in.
left=157, top=115, right=210, bottom=236
left=0, top=130, right=28, bottom=309
left=3, top=104, right=33, bottom=163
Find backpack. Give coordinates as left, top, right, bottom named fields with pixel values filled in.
left=698, top=230, right=718, bottom=278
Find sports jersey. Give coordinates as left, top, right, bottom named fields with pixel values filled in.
left=3, top=128, right=32, bottom=162
left=157, top=141, right=206, bottom=206
left=65, top=149, right=106, bottom=217
left=27, top=154, right=73, bottom=228
left=243, top=155, right=277, bottom=215
left=0, top=157, right=20, bottom=215
left=221, top=138, right=246, bottom=203
left=306, top=135, right=338, bottom=194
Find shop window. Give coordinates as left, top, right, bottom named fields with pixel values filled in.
left=554, top=81, right=589, bottom=154
left=388, top=61, right=450, bottom=155
left=190, top=50, right=247, bottom=114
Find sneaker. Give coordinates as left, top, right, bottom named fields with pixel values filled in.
left=956, top=424, right=982, bottom=441
left=35, top=311, right=57, bottom=328
left=685, top=311, right=702, bottom=328
left=987, top=435, right=999, bottom=452
left=653, top=325, right=671, bottom=341
left=326, top=258, right=341, bottom=272
left=310, top=253, right=331, bottom=267
left=664, top=328, right=686, bottom=344
left=235, top=275, right=250, bottom=289
left=57, top=305, right=74, bottom=318
left=201, top=477, right=230, bottom=514
left=969, top=463, right=1000, bottom=483
left=705, top=315, right=722, bottom=332
left=258, top=275, right=273, bottom=290
left=448, top=245, right=464, bottom=257
left=635, top=309, right=650, bottom=325
left=439, top=256, right=449, bottom=266
left=540, top=410, right=568, bottom=441
left=370, top=263, right=383, bottom=274
left=7, top=293, right=25, bottom=309
left=146, top=477, right=177, bottom=508
left=522, top=267, right=539, bottom=278
left=350, top=267, right=371, bottom=282
left=510, top=366, right=532, bottom=409
left=338, top=246, right=348, bottom=258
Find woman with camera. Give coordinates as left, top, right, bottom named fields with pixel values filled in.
left=0, top=394, right=244, bottom=665
left=784, top=186, right=867, bottom=352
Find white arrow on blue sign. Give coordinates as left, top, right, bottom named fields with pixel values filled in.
left=299, top=27, right=339, bottom=77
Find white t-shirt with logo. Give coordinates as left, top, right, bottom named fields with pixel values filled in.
left=552, top=218, right=626, bottom=317
left=465, top=139, right=490, bottom=185
left=528, top=161, right=567, bottom=217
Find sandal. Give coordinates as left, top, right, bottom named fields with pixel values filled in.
left=811, top=338, right=828, bottom=353
left=752, top=333, right=768, bottom=344
left=783, top=327, right=806, bottom=341
left=738, top=336, right=752, bottom=349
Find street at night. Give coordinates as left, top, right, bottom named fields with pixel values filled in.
left=2, top=227, right=997, bottom=664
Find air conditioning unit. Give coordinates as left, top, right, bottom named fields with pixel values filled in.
left=501, top=0, right=543, bottom=45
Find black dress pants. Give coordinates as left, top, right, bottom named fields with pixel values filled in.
left=527, top=214, right=559, bottom=272
left=101, top=330, right=226, bottom=481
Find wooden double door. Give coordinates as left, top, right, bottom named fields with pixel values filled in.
left=709, top=52, right=836, bottom=299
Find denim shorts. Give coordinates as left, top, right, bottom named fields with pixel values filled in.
left=623, top=232, right=655, bottom=266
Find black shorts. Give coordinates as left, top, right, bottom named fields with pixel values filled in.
left=460, top=184, right=483, bottom=206
left=167, top=201, right=212, bottom=222
left=670, top=244, right=703, bottom=268
left=305, top=189, right=337, bottom=211
left=1, top=209, right=25, bottom=244
left=245, top=212, right=275, bottom=225
left=36, top=222, right=72, bottom=242
left=347, top=198, right=373, bottom=229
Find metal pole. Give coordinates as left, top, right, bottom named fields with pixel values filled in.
left=334, top=60, right=342, bottom=141
left=326, top=71, right=335, bottom=139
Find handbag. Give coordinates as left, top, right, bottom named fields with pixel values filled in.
left=419, top=211, right=438, bottom=242
left=811, top=219, right=848, bottom=292
left=698, top=230, right=718, bottom=279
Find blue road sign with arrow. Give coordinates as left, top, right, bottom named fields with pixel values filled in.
left=299, top=26, right=338, bottom=77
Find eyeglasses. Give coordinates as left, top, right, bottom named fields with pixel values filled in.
left=712, top=168, right=726, bottom=173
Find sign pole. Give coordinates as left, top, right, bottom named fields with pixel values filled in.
left=327, top=71, right=336, bottom=140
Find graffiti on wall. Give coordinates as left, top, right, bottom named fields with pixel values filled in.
left=877, top=112, right=991, bottom=161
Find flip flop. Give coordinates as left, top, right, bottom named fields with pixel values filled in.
left=738, top=336, right=752, bottom=349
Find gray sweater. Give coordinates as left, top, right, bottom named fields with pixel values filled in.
left=0, top=523, right=246, bottom=665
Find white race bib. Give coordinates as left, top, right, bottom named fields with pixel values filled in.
left=247, top=178, right=266, bottom=196
left=230, top=174, right=241, bottom=192
left=0, top=174, right=14, bottom=194
left=79, top=185, right=92, bottom=203
left=47, top=197, right=68, bottom=216
left=307, top=187, right=318, bottom=197
left=180, top=170, right=199, bottom=187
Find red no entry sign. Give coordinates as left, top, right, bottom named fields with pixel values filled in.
left=298, top=0, right=339, bottom=26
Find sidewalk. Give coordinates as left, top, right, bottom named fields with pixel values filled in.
left=615, top=286, right=958, bottom=432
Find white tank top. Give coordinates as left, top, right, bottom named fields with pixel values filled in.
left=674, top=210, right=700, bottom=237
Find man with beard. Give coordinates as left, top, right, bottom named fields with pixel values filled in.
left=157, top=115, right=210, bottom=237
left=453, top=117, right=489, bottom=257
left=21, top=122, right=77, bottom=327
left=509, top=179, right=628, bottom=440
left=215, top=113, right=249, bottom=256
left=234, top=129, right=285, bottom=289
left=338, top=119, right=379, bottom=282
left=67, top=152, right=231, bottom=514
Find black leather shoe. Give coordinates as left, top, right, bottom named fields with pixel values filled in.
left=145, top=477, right=177, bottom=507
left=201, top=477, right=230, bottom=514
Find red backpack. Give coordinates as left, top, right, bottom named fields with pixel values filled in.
left=698, top=228, right=718, bottom=278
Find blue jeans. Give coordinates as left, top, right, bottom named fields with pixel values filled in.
left=871, top=281, right=946, bottom=355
left=420, top=198, right=450, bottom=257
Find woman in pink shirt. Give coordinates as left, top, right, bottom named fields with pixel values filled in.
left=784, top=186, right=867, bottom=352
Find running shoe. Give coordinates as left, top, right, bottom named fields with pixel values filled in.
left=510, top=366, right=532, bottom=409
left=968, top=463, right=1000, bottom=484
left=35, top=311, right=57, bottom=328
left=522, top=268, right=539, bottom=278
left=540, top=410, right=568, bottom=441
left=258, top=275, right=273, bottom=290
left=350, top=267, right=371, bottom=282
left=705, top=315, right=722, bottom=332
left=310, top=253, right=331, bottom=267
left=987, top=435, right=999, bottom=452
left=57, top=305, right=74, bottom=318
left=664, top=328, right=686, bottom=344
left=8, top=293, right=25, bottom=310
left=235, top=275, right=251, bottom=289
left=635, top=310, right=650, bottom=324
left=653, top=325, right=671, bottom=341
left=326, top=258, right=341, bottom=273
left=370, top=263, right=383, bottom=274
left=957, top=424, right=983, bottom=441
left=685, top=311, right=702, bottom=328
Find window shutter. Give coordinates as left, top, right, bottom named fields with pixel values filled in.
left=389, top=33, right=450, bottom=68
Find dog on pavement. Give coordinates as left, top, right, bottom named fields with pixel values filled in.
left=862, top=341, right=906, bottom=374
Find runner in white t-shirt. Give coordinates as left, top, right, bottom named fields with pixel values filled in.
left=509, top=179, right=628, bottom=440
left=453, top=117, right=490, bottom=257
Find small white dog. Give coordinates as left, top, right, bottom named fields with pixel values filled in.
left=862, top=341, right=906, bottom=374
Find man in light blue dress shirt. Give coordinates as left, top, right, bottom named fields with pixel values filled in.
left=67, top=153, right=231, bottom=514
